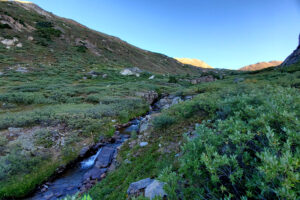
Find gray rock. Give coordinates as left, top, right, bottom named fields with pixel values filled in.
left=140, top=142, right=148, bottom=147
left=281, top=33, right=300, bottom=66
left=15, top=67, right=28, bottom=73
left=0, top=72, right=3, bottom=76
left=83, top=167, right=107, bottom=180
left=79, top=146, right=90, bottom=157
left=136, top=91, right=158, bottom=104
left=234, top=77, right=244, bottom=83
left=171, top=96, right=182, bottom=106
left=127, top=178, right=154, bottom=195
left=95, top=147, right=115, bottom=168
left=139, top=115, right=151, bottom=134
left=145, top=180, right=167, bottom=200
left=120, top=67, right=142, bottom=77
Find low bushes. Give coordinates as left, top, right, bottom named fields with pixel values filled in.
left=160, top=87, right=300, bottom=199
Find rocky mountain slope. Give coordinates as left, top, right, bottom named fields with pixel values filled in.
left=239, top=60, right=282, bottom=71
left=175, top=58, right=213, bottom=68
left=281, top=34, right=300, bottom=66
left=0, top=0, right=201, bottom=74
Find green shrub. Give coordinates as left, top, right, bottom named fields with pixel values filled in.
left=153, top=114, right=175, bottom=129
left=161, top=87, right=300, bottom=199
left=33, top=129, right=54, bottom=148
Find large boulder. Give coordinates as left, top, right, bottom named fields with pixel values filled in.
left=127, top=178, right=154, bottom=196
left=120, top=67, right=142, bottom=77
left=136, top=91, right=158, bottom=104
left=281, top=34, right=300, bottom=66
left=127, top=178, right=167, bottom=199
left=145, top=180, right=167, bottom=200
left=190, top=75, right=216, bottom=84
left=94, top=147, right=115, bottom=168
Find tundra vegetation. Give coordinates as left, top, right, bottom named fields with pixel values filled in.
left=0, top=1, right=299, bottom=200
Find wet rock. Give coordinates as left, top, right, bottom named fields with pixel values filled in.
left=145, top=180, right=167, bottom=200
left=127, top=178, right=154, bottom=195
left=79, top=146, right=90, bottom=157
left=95, top=147, right=115, bottom=168
left=140, top=142, right=148, bottom=147
left=83, top=167, right=107, bottom=180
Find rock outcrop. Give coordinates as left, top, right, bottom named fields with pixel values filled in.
left=281, top=34, right=300, bottom=66
left=120, top=67, right=142, bottom=77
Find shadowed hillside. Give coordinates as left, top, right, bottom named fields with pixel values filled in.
left=0, top=0, right=201, bottom=74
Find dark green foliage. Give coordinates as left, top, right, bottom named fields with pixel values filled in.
left=0, top=24, right=11, bottom=29
left=161, top=87, right=300, bottom=200
left=168, top=76, right=178, bottom=83
left=76, top=45, right=88, bottom=53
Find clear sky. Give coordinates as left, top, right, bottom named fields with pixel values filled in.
left=29, top=0, right=300, bottom=69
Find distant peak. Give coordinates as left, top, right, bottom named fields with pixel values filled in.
left=1, top=0, right=32, bottom=3
left=239, top=60, right=282, bottom=71
left=175, top=58, right=213, bottom=68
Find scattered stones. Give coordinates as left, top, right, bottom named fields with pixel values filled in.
left=154, top=95, right=183, bottom=110
left=190, top=75, right=216, bottom=84
left=145, top=180, right=167, bottom=200
left=1, top=37, right=19, bottom=48
left=120, top=67, right=142, bottom=77
left=140, top=142, right=148, bottom=147
left=83, top=167, right=107, bottom=180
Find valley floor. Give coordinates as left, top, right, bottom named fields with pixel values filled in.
left=0, top=63, right=299, bottom=200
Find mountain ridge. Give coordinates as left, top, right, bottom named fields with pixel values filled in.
left=174, top=57, right=213, bottom=69
left=239, top=60, right=282, bottom=71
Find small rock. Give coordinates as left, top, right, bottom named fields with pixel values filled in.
left=16, top=43, right=22, bottom=48
left=140, top=142, right=148, bottom=147
left=234, top=77, right=244, bottom=83
left=79, top=146, right=90, bottom=157
left=102, top=74, right=107, bottom=78
left=95, top=147, right=115, bottom=168
left=28, top=36, right=34, bottom=41
left=149, top=75, right=155, bottom=79
left=0, top=72, right=3, bottom=76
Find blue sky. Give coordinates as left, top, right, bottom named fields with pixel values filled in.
left=30, top=0, right=300, bottom=69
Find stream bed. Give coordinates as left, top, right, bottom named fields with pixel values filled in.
left=26, top=94, right=190, bottom=200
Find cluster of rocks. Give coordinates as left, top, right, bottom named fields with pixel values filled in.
left=75, top=38, right=102, bottom=56
left=0, top=37, right=22, bottom=49
left=127, top=178, right=167, bottom=200
left=0, top=14, right=35, bottom=32
left=120, top=67, right=142, bottom=77
left=154, top=94, right=192, bottom=110
left=190, top=75, right=216, bottom=84
left=83, top=70, right=107, bottom=80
